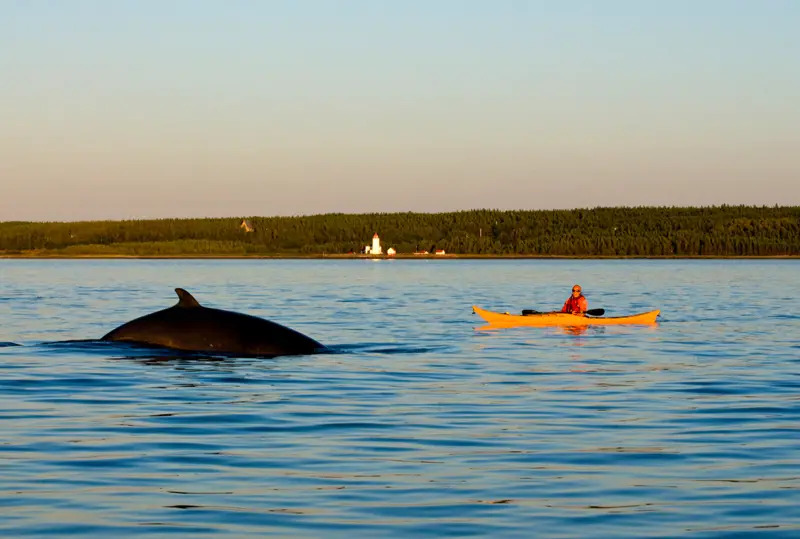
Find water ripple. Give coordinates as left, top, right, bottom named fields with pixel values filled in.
left=0, top=259, right=799, bottom=537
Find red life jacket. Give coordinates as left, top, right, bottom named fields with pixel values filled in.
left=562, top=294, right=587, bottom=314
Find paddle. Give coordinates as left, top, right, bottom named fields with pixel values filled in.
left=522, top=308, right=605, bottom=317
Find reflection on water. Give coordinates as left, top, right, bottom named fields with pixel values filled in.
left=477, top=323, right=595, bottom=335
left=1, top=259, right=799, bottom=537
left=561, top=325, right=589, bottom=336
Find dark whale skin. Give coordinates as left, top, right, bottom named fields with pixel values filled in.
left=102, top=288, right=325, bottom=357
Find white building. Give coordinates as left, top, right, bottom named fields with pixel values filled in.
left=369, top=233, right=382, bottom=255
left=387, top=247, right=396, bottom=256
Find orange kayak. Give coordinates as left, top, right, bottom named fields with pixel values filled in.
left=472, top=305, right=660, bottom=327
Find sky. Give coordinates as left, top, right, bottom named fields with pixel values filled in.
left=1, top=0, right=799, bottom=221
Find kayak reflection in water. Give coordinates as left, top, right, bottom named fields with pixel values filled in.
left=562, top=325, right=589, bottom=336
left=561, top=284, right=588, bottom=315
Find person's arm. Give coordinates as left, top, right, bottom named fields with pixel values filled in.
left=578, top=297, right=588, bottom=314
left=561, top=299, right=570, bottom=313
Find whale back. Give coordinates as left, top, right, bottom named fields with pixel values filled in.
left=102, top=288, right=324, bottom=357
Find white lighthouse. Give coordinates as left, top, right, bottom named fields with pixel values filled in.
left=370, top=233, right=382, bottom=255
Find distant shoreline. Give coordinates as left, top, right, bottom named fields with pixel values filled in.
left=2, top=253, right=799, bottom=260
left=4, top=207, right=798, bottom=258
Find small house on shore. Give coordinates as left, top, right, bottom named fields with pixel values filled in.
left=363, top=233, right=398, bottom=256
left=240, top=219, right=254, bottom=233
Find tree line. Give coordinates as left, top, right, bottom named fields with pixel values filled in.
left=1, top=206, right=799, bottom=257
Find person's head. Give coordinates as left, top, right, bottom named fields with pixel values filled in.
left=572, top=285, right=582, bottom=296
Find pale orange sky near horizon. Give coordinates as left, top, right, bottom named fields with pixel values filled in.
left=2, top=1, right=798, bottom=221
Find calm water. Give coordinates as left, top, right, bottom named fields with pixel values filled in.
left=1, top=259, right=798, bottom=537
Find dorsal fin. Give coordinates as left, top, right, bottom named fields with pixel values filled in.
left=175, top=288, right=201, bottom=308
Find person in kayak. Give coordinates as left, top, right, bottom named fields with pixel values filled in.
left=561, top=285, right=588, bottom=315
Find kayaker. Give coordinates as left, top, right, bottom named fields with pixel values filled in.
left=561, top=285, right=588, bottom=315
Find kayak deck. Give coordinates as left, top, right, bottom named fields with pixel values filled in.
left=472, top=305, right=660, bottom=327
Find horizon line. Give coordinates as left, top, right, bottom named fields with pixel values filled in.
left=3, top=203, right=797, bottom=225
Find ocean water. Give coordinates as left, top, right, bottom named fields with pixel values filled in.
left=0, top=259, right=798, bottom=537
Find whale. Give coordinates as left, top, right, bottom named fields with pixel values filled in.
left=102, top=288, right=326, bottom=357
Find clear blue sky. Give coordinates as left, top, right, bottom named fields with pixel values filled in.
left=2, top=1, right=798, bottom=221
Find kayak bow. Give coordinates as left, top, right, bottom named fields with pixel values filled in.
left=472, top=305, right=660, bottom=327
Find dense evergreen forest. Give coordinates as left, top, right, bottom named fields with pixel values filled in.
left=1, top=206, right=799, bottom=257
